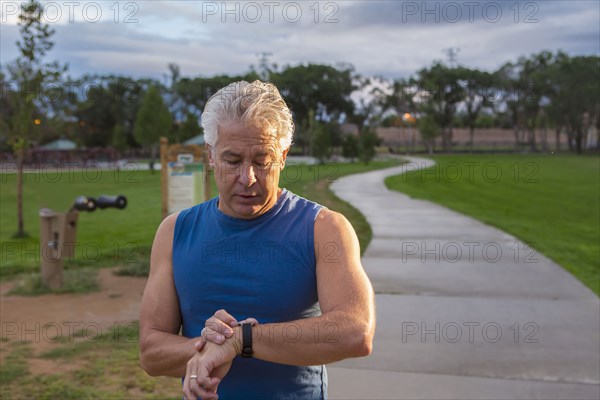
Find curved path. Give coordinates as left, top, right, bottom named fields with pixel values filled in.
left=327, top=156, right=599, bottom=399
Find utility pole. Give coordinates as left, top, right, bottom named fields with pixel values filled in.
left=443, top=47, right=460, bottom=68
left=256, top=52, right=273, bottom=80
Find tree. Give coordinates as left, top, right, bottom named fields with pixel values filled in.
left=6, top=0, right=67, bottom=238
left=112, top=123, right=128, bottom=156
left=174, top=72, right=259, bottom=118
left=496, top=52, right=554, bottom=153
left=306, top=109, right=331, bottom=164
left=342, top=135, right=359, bottom=162
left=70, top=74, right=151, bottom=148
left=417, top=114, right=440, bottom=155
left=538, top=53, right=600, bottom=154
left=270, top=63, right=356, bottom=153
left=519, top=51, right=554, bottom=152
left=133, top=86, right=172, bottom=172
left=456, top=67, right=495, bottom=151
left=359, top=128, right=379, bottom=164
left=176, top=111, right=201, bottom=143
left=380, top=78, right=418, bottom=124
left=416, top=63, right=464, bottom=151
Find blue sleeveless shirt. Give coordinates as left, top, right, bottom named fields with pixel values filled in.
left=173, top=189, right=327, bottom=400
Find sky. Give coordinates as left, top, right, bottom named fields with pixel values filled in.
left=1, top=0, right=599, bottom=82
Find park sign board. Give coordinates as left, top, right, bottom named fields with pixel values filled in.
left=167, top=156, right=203, bottom=214
left=160, top=137, right=211, bottom=219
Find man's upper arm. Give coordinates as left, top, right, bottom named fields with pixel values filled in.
left=140, top=212, right=182, bottom=338
left=314, top=209, right=374, bottom=318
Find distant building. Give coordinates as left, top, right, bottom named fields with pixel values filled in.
left=184, top=134, right=205, bottom=146
left=340, top=123, right=359, bottom=137
left=30, top=139, right=117, bottom=165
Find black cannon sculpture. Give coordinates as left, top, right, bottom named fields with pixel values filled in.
left=72, top=195, right=127, bottom=212
left=39, top=195, right=127, bottom=289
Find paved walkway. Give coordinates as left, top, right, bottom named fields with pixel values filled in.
left=327, top=156, right=600, bottom=399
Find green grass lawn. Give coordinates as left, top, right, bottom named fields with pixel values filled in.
left=0, top=160, right=400, bottom=279
left=0, top=323, right=182, bottom=400
left=0, top=167, right=163, bottom=277
left=385, top=154, right=600, bottom=296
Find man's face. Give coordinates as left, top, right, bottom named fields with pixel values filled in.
left=209, top=120, right=288, bottom=220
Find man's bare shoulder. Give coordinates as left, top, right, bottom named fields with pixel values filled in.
left=315, top=208, right=355, bottom=234
left=150, top=212, right=182, bottom=271
left=154, top=211, right=181, bottom=239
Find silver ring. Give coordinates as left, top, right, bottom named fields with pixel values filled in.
left=190, top=374, right=197, bottom=379
left=201, top=327, right=207, bottom=337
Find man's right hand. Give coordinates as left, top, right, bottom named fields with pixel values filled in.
left=195, top=309, right=258, bottom=350
left=183, top=339, right=240, bottom=400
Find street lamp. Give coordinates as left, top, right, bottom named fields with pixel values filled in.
left=402, top=113, right=417, bottom=152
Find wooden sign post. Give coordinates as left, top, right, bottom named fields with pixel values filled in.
left=160, top=137, right=211, bottom=219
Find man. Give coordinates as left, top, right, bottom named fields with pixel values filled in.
left=140, top=80, right=375, bottom=400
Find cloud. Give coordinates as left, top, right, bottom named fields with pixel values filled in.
left=1, top=0, right=598, bottom=81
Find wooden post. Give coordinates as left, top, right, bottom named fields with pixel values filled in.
left=160, top=137, right=168, bottom=220
left=38, top=208, right=80, bottom=289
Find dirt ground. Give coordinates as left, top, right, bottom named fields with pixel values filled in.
left=0, top=268, right=147, bottom=372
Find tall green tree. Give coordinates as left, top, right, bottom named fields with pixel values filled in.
left=112, top=123, right=128, bottom=156
left=496, top=51, right=554, bottom=152
left=519, top=51, right=554, bottom=152
left=380, top=78, right=418, bottom=123
left=342, top=134, right=359, bottom=162
left=134, top=86, right=172, bottom=171
left=174, top=72, right=259, bottom=117
left=417, top=114, right=440, bottom=154
left=270, top=63, right=356, bottom=154
left=306, top=109, right=331, bottom=163
left=6, top=0, right=66, bottom=237
left=416, top=63, right=464, bottom=151
left=176, top=111, right=201, bottom=143
left=534, top=52, right=600, bottom=153
left=74, top=74, right=151, bottom=148
left=358, top=128, right=379, bottom=164
left=456, top=67, right=495, bottom=151
left=495, top=62, right=525, bottom=151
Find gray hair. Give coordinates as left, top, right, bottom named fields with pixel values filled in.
left=201, top=80, right=294, bottom=153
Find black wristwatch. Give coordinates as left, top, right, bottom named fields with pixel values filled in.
left=238, top=322, right=253, bottom=358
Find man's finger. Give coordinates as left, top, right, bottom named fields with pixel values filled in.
left=206, top=316, right=235, bottom=338
left=194, top=337, right=206, bottom=351
left=197, top=374, right=221, bottom=399
left=214, top=309, right=238, bottom=327
left=203, top=326, right=227, bottom=344
left=182, top=376, right=192, bottom=400
left=238, top=317, right=259, bottom=325
left=190, top=375, right=219, bottom=400
left=198, top=377, right=221, bottom=400
left=182, top=363, right=195, bottom=400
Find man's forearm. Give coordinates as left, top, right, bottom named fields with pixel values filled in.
left=238, top=310, right=373, bottom=366
left=140, top=330, right=199, bottom=377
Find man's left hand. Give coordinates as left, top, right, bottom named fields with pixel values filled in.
left=195, top=309, right=258, bottom=350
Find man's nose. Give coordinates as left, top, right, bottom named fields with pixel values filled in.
left=239, top=163, right=257, bottom=186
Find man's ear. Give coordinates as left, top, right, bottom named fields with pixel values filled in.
left=280, top=148, right=290, bottom=171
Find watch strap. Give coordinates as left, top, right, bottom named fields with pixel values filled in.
left=240, top=323, right=253, bottom=358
